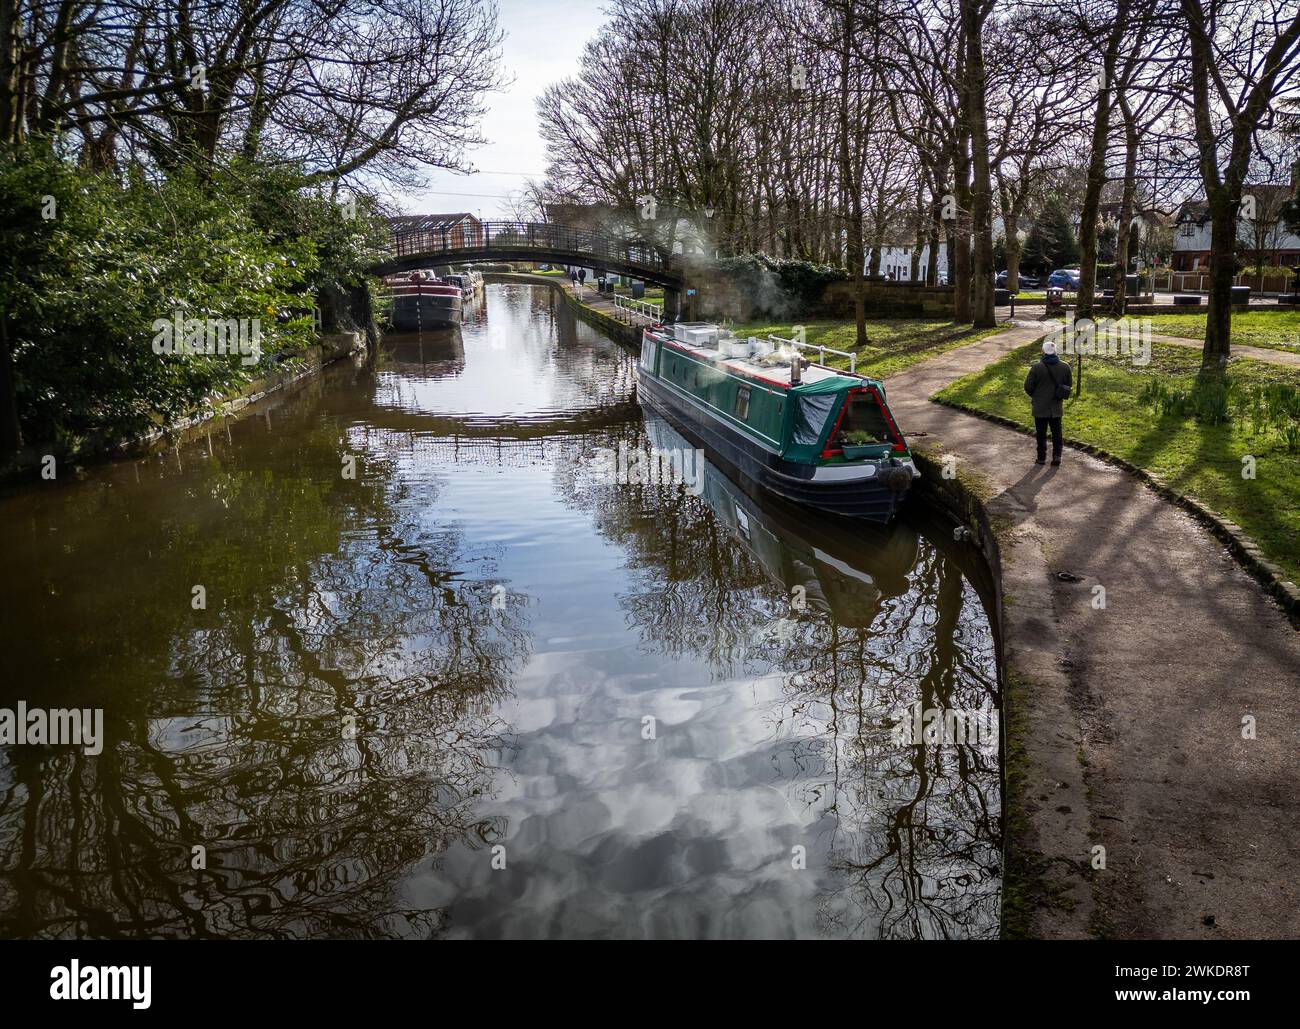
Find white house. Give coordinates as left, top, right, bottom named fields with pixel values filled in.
left=1171, top=183, right=1300, bottom=272
left=867, top=241, right=949, bottom=284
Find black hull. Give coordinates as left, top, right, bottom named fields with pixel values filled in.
left=390, top=294, right=462, bottom=331
left=637, top=371, right=911, bottom=523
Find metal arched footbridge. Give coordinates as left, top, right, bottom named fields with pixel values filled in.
left=367, top=220, right=684, bottom=297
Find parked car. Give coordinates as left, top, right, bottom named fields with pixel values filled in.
left=996, top=270, right=1040, bottom=289
left=1047, top=268, right=1082, bottom=290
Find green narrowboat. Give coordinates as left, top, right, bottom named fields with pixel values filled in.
left=637, top=322, right=918, bottom=522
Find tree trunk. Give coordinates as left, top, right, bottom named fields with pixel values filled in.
left=963, top=0, right=995, bottom=328
left=953, top=144, right=973, bottom=323
left=911, top=196, right=924, bottom=281
left=837, top=2, right=867, bottom=349
left=0, top=0, right=23, bottom=144
left=1077, top=117, right=1111, bottom=321
left=869, top=184, right=888, bottom=277
left=1077, top=0, right=1130, bottom=321
left=1005, top=227, right=1023, bottom=292
left=1113, top=96, right=1139, bottom=316
left=927, top=159, right=946, bottom=285
left=927, top=217, right=941, bottom=284
left=1202, top=190, right=1238, bottom=370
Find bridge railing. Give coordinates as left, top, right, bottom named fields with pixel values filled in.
left=386, top=220, right=671, bottom=274
left=611, top=294, right=664, bottom=322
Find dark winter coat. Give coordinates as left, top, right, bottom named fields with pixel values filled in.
left=1024, top=355, right=1072, bottom=418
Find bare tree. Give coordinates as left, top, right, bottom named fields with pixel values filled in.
left=1178, top=0, right=1300, bottom=369
left=886, top=4, right=968, bottom=308
left=1064, top=0, right=1136, bottom=321
left=987, top=13, right=1089, bottom=291
left=0, top=0, right=505, bottom=186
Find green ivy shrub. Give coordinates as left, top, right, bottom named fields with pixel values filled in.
left=0, top=144, right=385, bottom=453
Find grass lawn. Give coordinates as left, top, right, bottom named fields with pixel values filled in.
left=935, top=341, right=1300, bottom=584
left=731, top=318, right=1004, bottom=379
left=1145, top=308, right=1300, bottom=353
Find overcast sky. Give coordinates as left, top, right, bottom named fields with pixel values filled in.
left=395, top=0, right=603, bottom=219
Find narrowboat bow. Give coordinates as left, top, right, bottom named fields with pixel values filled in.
left=637, top=322, right=918, bottom=522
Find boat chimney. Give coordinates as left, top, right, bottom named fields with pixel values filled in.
left=790, top=355, right=802, bottom=385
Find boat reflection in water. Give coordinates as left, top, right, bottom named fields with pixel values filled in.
left=516, top=406, right=1003, bottom=940
left=644, top=409, right=919, bottom=630
left=378, top=329, right=466, bottom=379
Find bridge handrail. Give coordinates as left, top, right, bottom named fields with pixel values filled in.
left=767, top=333, right=858, bottom=374
left=611, top=293, right=664, bottom=321
left=385, top=220, right=670, bottom=273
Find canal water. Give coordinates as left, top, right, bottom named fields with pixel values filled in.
left=0, top=283, right=1001, bottom=940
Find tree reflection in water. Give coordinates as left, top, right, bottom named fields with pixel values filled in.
left=0, top=283, right=1000, bottom=939
left=0, top=378, right=531, bottom=939
left=562, top=413, right=1001, bottom=939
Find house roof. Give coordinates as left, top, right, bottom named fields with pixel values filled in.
left=388, top=213, right=480, bottom=233
left=1176, top=184, right=1295, bottom=224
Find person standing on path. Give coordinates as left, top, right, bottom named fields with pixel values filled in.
left=1024, top=340, right=1072, bottom=466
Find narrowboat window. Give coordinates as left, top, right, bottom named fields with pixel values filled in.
left=834, top=392, right=895, bottom=445
left=735, top=385, right=751, bottom=420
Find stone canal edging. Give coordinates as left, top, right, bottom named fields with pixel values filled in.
left=182, top=329, right=366, bottom=427
left=0, top=330, right=366, bottom=484
left=909, top=449, right=1007, bottom=646
left=930, top=395, right=1300, bottom=622
left=907, top=423, right=1107, bottom=940
left=904, top=446, right=1076, bottom=935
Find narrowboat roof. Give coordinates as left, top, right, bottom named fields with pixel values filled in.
left=648, top=324, right=879, bottom=394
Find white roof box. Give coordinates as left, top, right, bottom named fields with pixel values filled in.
left=670, top=322, right=720, bottom=346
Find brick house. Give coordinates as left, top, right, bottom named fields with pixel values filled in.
left=388, top=212, right=484, bottom=248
